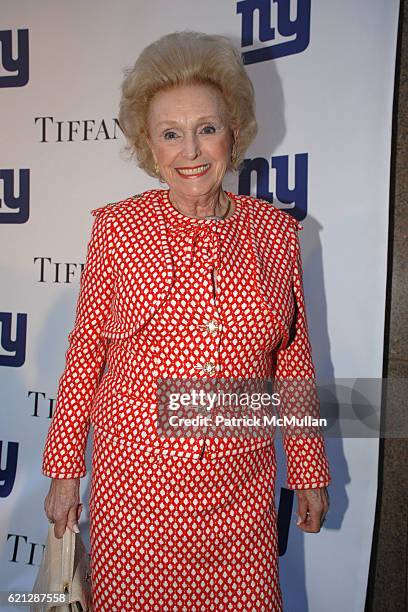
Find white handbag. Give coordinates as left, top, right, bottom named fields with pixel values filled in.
left=30, top=524, right=92, bottom=611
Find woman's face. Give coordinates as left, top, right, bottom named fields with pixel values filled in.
left=147, top=83, right=237, bottom=200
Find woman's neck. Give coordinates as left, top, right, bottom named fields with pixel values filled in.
left=167, top=188, right=233, bottom=219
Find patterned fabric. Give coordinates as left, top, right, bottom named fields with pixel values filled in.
left=89, top=429, right=282, bottom=611
left=41, top=188, right=331, bottom=611
left=41, top=188, right=331, bottom=490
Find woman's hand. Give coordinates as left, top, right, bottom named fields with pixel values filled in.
left=295, top=487, right=329, bottom=533
left=44, top=478, right=82, bottom=539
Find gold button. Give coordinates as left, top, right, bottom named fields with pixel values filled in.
left=197, top=361, right=216, bottom=375
left=206, top=320, right=219, bottom=334
left=197, top=319, right=220, bottom=334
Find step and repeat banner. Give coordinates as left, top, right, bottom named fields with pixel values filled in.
left=1, top=1, right=400, bottom=610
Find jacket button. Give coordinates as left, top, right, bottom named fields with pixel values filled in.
left=197, top=319, right=220, bottom=334
left=195, top=361, right=216, bottom=375
left=206, top=320, right=219, bottom=334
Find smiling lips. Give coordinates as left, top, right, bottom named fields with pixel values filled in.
left=176, top=164, right=210, bottom=178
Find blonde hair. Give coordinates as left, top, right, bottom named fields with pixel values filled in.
left=118, top=30, right=258, bottom=177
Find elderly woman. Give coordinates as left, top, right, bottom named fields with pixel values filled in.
left=42, top=31, right=330, bottom=611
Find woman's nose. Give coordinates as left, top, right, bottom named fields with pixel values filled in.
left=182, top=133, right=201, bottom=159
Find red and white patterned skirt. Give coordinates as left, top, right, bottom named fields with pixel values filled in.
left=89, top=429, right=283, bottom=611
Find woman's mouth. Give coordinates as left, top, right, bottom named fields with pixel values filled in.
left=176, top=164, right=211, bottom=178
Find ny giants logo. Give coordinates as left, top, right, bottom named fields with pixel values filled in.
left=0, top=313, right=27, bottom=367
left=0, top=29, right=29, bottom=87
left=0, top=169, right=30, bottom=223
left=239, top=153, right=308, bottom=220
left=237, top=0, right=311, bottom=64
left=0, top=441, right=19, bottom=498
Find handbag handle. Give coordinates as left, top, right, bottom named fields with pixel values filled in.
left=60, top=528, right=76, bottom=592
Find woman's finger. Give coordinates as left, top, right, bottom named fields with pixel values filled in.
left=296, top=495, right=309, bottom=526
left=67, top=504, right=80, bottom=534
left=54, top=514, right=68, bottom=539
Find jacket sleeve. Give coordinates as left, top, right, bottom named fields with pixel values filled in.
left=41, top=209, right=117, bottom=479
left=273, top=223, right=331, bottom=490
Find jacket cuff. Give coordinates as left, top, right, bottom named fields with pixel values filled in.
left=41, top=468, right=87, bottom=479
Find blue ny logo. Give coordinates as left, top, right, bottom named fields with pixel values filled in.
left=0, top=169, right=30, bottom=223
left=0, top=29, right=29, bottom=87
left=239, top=153, right=308, bottom=220
left=237, top=0, right=311, bottom=64
left=0, top=441, right=19, bottom=498
left=0, top=313, right=27, bottom=367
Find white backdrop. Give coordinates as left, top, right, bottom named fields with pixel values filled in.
left=0, top=1, right=400, bottom=610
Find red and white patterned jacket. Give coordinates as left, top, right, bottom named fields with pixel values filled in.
left=42, top=189, right=331, bottom=489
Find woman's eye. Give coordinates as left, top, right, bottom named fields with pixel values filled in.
left=163, top=131, right=179, bottom=140
left=200, top=125, right=217, bottom=134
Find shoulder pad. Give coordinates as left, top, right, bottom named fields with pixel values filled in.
left=289, top=216, right=304, bottom=231
left=274, top=206, right=304, bottom=231
left=91, top=193, right=145, bottom=217
left=91, top=201, right=118, bottom=217
left=255, top=197, right=302, bottom=229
